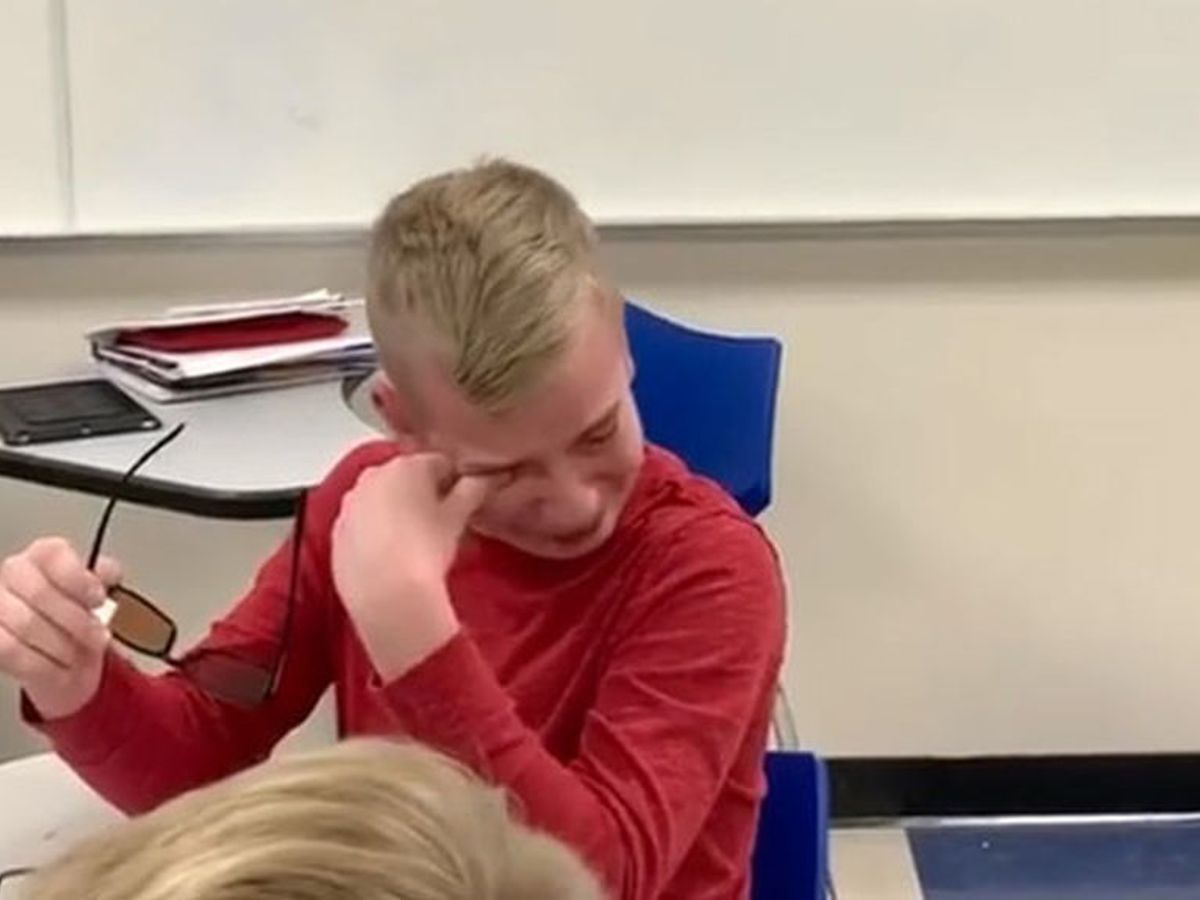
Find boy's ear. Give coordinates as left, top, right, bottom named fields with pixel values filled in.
left=369, top=374, right=421, bottom=452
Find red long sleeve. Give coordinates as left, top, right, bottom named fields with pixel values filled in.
left=25, top=443, right=785, bottom=899
left=22, top=448, right=357, bottom=812
left=381, top=517, right=783, bottom=899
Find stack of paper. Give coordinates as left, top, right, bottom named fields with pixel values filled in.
left=88, top=290, right=377, bottom=403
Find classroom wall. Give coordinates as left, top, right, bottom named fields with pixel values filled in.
left=13, top=0, right=1200, bottom=233
left=3, top=228, right=1200, bottom=763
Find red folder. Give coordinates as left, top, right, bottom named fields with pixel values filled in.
left=116, top=312, right=347, bottom=353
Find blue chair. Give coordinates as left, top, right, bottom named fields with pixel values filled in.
left=624, top=301, right=782, bottom=516
left=625, top=302, right=829, bottom=899
left=752, top=752, right=831, bottom=900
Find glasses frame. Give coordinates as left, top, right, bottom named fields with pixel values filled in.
left=88, top=422, right=305, bottom=708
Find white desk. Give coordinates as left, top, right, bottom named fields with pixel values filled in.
left=0, top=753, right=121, bottom=885
left=0, top=377, right=380, bottom=519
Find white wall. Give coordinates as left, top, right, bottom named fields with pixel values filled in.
left=3, top=228, right=1200, bottom=762
left=13, top=0, right=1200, bottom=233
left=0, top=0, right=66, bottom=233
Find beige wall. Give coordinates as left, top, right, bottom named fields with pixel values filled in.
left=3, top=228, right=1200, bottom=762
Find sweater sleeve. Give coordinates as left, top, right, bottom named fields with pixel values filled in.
left=21, top=443, right=396, bottom=813
left=379, top=516, right=786, bottom=900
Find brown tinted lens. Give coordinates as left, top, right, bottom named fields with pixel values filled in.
left=178, top=651, right=274, bottom=709
left=108, top=585, right=176, bottom=656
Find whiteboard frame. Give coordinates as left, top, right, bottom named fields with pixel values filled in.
left=4, top=213, right=1200, bottom=246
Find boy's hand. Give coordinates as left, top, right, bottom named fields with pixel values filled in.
left=0, top=537, right=121, bottom=719
left=331, top=454, right=490, bottom=681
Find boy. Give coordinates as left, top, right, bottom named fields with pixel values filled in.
left=0, top=160, right=785, bottom=899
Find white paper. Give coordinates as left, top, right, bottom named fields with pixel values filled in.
left=97, top=360, right=371, bottom=403
left=94, top=333, right=374, bottom=380
left=166, top=289, right=352, bottom=318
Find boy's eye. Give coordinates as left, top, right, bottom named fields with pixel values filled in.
left=580, top=422, right=618, bottom=447
left=492, top=468, right=521, bottom=488
left=457, top=464, right=519, bottom=486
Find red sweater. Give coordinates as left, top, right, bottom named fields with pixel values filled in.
left=28, top=443, right=785, bottom=900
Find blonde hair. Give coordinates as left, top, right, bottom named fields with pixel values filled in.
left=367, top=159, right=603, bottom=411
left=27, top=740, right=603, bottom=900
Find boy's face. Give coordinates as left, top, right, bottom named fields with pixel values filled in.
left=375, top=292, right=645, bottom=560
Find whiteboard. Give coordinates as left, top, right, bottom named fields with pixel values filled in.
left=60, top=0, right=1200, bottom=232
left=0, top=0, right=66, bottom=234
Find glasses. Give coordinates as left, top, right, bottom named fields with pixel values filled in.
left=89, top=423, right=305, bottom=708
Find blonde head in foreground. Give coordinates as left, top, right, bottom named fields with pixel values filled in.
left=26, top=740, right=603, bottom=900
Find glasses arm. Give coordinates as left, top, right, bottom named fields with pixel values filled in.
left=267, top=489, right=307, bottom=693
left=87, top=423, right=187, bottom=570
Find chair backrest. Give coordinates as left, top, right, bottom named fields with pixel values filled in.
left=751, top=751, right=831, bottom=900
left=624, top=302, right=783, bottom=516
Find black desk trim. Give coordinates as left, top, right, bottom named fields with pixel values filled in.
left=830, top=753, right=1200, bottom=821
left=0, top=446, right=299, bottom=520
